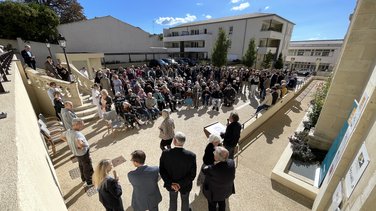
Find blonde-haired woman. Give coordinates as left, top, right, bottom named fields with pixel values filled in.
left=100, top=89, right=113, bottom=112
left=158, top=109, right=175, bottom=150
left=93, top=159, right=124, bottom=211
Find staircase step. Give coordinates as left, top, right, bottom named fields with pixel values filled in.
left=74, top=102, right=97, bottom=112
left=75, top=106, right=98, bottom=117
left=82, top=94, right=91, bottom=100
left=82, top=113, right=99, bottom=123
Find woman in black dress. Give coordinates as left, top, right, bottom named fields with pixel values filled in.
left=93, top=159, right=124, bottom=211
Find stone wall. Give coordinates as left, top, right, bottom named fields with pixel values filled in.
left=0, top=57, right=67, bottom=210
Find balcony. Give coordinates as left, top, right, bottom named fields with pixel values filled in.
left=259, top=30, right=283, bottom=39
left=163, top=33, right=212, bottom=42
left=258, top=47, right=277, bottom=54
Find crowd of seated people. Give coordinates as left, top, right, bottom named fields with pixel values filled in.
left=89, top=64, right=299, bottom=118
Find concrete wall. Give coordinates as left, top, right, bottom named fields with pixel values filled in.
left=57, top=16, right=163, bottom=55
left=0, top=38, right=18, bottom=51
left=0, top=57, right=67, bottom=210
left=311, top=0, right=376, bottom=149
left=311, top=1, right=376, bottom=208
left=55, top=53, right=104, bottom=80
left=16, top=38, right=64, bottom=69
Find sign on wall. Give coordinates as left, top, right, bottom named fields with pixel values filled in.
left=331, top=181, right=343, bottom=210
left=344, top=143, right=370, bottom=198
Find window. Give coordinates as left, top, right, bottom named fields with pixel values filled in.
left=171, top=32, right=179, bottom=36
left=181, top=31, right=189, bottom=36
left=229, top=26, right=233, bottom=35
left=172, top=43, right=179, bottom=48
left=219, top=27, right=223, bottom=31
left=314, top=50, right=322, bottom=56
left=297, top=50, right=304, bottom=56
left=322, top=49, right=330, bottom=57
left=204, top=29, right=207, bottom=34
left=304, top=49, right=311, bottom=56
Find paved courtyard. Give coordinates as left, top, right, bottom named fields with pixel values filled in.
left=53, top=81, right=319, bottom=211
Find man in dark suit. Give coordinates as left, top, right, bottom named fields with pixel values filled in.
left=221, top=112, right=242, bottom=159
left=21, top=45, right=36, bottom=69
left=128, top=150, right=162, bottom=211
left=159, top=132, right=197, bottom=211
left=202, top=146, right=236, bottom=211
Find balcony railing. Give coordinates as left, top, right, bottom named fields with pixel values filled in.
left=260, top=26, right=283, bottom=33
left=164, top=32, right=212, bottom=37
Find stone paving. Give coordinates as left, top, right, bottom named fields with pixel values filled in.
left=52, top=82, right=318, bottom=211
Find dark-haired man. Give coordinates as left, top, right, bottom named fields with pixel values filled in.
left=128, top=150, right=162, bottom=211
left=221, top=112, right=242, bottom=159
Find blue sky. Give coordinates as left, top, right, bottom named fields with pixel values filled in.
left=78, top=0, right=356, bottom=41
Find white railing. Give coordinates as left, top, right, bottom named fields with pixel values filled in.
left=26, top=67, right=83, bottom=107
left=61, top=62, right=94, bottom=95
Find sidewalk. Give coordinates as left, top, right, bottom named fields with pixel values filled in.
left=235, top=80, right=321, bottom=210
left=52, top=82, right=320, bottom=211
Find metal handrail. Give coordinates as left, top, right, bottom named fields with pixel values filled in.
left=0, top=51, right=14, bottom=94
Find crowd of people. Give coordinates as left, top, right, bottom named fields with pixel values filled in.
left=61, top=112, right=240, bottom=211
left=41, top=54, right=303, bottom=210
left=84, top=62, right=299, bottom=128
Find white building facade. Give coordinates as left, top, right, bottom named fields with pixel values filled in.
left=286, top=39, right=343, bottom=72
left=58, top=16, right=164, bottom=63
left=163, top=13, right=294, bottom=65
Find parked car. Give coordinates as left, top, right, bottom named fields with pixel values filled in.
left=149, top=59, right=168, bottom=68
left=176, top=58, right=198, bottom=66
left=296, top=69, right=312, bottom=76
left=175, top=58, right=188, bottom=66
left=162, top=58, right=178, bottom=66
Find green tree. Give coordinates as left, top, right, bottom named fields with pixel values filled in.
left=211, top=29, right=230, bottom=67
left=274, top=53, right=284, bottom=69
left=242, top=39, right=257, bottom=68
left=0, top=1, right=59, bottom=42
left=25, top=0, right=86, bottom=24
left=261, top=50, right=274, bottom=69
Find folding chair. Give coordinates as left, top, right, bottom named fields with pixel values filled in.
left=39, top=123, right=64, bottom=156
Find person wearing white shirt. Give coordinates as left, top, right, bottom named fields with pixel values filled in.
left=79, top=67, right=89, bottom=78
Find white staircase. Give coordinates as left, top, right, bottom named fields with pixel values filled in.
left=74, top=94, right=98, bottom=122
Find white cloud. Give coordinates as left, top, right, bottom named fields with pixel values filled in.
left=205, top=15, right=212, bottom=19
left=231, top=0, right=241, bottom=3
left=264, top=6, right=270, bottom=10
left=155, top=14, right=197, bottom=26
left=231, top=2, right=250, bottom=11
left=196, top=2, right=203, bottom=6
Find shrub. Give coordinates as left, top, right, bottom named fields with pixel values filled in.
left=306, top=77, right=332, bottom=129
left=289, top=131, right=316, bottom=164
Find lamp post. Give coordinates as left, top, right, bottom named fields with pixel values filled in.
left=315, top=58, right=322, bottom=72
left=45, top=40, right=53, bottom=59
left=290, top=57, right=295, bottom=72
left=57, top=35, right=71, bottom=76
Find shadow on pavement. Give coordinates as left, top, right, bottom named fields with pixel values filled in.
left=190, top=190, right=231, bottom=211
left=271, top=180, right=313, bottom=209
left=65, top=183, right=86, bottom=209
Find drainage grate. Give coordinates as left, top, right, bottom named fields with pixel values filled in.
left=69, top=167, right=81, bottom=180
left=70, top=156, right=78, bottom=163
left=112, top=156, right=126, bottom=167
left=86, top=186, right=98, bottom=197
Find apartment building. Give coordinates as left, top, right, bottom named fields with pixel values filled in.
left=286, top=39, right=343, bottom=72
left=163, top=13, right=294, bottom=66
